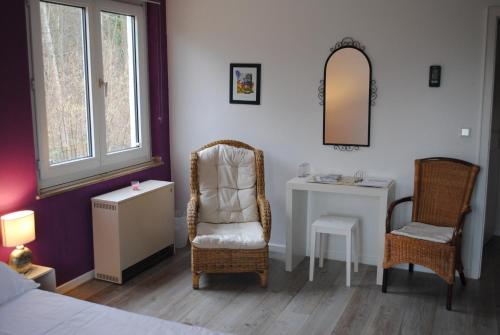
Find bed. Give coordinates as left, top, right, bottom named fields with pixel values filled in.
left=0, top=264, right=225, bottom=335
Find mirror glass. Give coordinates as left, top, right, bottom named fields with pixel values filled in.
left=323, top=47, right=371, bottom=146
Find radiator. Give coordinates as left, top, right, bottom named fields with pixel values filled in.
left=91, top=180, right=174, bottom=284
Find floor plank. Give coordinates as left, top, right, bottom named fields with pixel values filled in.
left=263, top=265, right=334, bottom=335
left=66, top=239, right=500, bottom=335
left=297, top=263, right=363, bottom=335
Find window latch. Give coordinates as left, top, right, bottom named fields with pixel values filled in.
left=98, top=78, right=108, bottom=97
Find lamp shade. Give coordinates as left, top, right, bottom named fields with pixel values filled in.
left=1, top=210, right=35, bottom=247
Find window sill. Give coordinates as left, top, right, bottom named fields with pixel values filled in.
left=36, top=156, right=164, bottom=199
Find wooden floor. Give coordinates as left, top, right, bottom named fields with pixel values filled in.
left=67, top=238, right=500, bottom=335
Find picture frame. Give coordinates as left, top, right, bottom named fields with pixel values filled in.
left=229, top=63, right=261, bottom=105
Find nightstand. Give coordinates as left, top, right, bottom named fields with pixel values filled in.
left=25, top=265, right=56, bottom=292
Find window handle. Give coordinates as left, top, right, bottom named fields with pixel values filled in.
left=98, top=78, right=108, bottom=97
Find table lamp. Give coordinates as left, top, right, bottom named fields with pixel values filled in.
left=1, top=210, right=36, bottom=273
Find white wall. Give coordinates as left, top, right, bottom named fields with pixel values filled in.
left=486, top=21, right=500, bottom=238
left=167, top=0, right=500, bottom=278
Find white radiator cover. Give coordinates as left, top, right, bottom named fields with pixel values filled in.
left=91, top=180, right=175, bottom=284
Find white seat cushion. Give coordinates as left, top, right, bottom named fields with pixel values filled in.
left=192, top=222, right=266, bottom=249
left=197, top=144, right=259, bottom=223
left=391, top=222, right=454, bottom=243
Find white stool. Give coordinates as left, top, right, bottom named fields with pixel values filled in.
left=309, top=215, right=360, bottom=287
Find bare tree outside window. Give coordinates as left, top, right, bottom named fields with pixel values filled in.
left=41, top=2, right=90, bottom=164
left=32, top=0, right=150, bottom=188
left=101, top=12, right=140, bottom=154
left=40, top=3, right=140, bottom=164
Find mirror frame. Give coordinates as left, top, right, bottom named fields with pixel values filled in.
left=322, top=38, right=374, bottom=149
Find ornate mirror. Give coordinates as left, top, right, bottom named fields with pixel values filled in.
left=322, top=38, right=376, bottom=150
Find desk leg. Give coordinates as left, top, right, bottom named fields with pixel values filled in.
left=376, top=195, right=387, bottom=285
left=376, top=186, right=395, bottom=285
left=286, top=188, right=308, bottom=272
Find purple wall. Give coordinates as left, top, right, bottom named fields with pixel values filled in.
left=0, top=1, right=170, bottom=285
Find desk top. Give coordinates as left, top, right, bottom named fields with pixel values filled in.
left=287, top=177, right=394, bottom=196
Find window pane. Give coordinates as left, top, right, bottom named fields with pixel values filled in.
left=101, top=12, right=140, bottom=154
left=40, top=1, right=91, bottom=165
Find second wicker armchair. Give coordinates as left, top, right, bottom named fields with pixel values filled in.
left=383, top=157, right=479, bottom=310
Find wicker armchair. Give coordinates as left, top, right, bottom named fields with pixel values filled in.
left=187, top=140, right=271, bottom=289
left=383, top=157, right=479, bottom=310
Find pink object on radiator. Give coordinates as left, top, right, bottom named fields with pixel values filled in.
left=131, top=181, right=140, bottom=191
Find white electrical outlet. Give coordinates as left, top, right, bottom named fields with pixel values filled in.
left=461, top=128, right=471, bottom=137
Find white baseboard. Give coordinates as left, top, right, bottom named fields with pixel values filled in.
left=269, top=243, right=286, bottom=254
left=56, top=270, right=94, bottom=294
left=268, top=243, right=285, bottom=260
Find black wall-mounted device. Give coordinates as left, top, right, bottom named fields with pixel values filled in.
left=429, top=65, right=441, bottom=87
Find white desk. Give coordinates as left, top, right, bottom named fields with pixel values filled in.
left=285, top=177, right=395, bottom=285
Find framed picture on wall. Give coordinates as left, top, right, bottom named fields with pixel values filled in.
left=229, top=63, right=261, bottom=105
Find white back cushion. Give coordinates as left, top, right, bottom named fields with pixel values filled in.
left=198, top=144, right=259, bottom=223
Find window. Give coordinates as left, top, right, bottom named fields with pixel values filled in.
left=28, top=0, right=150, bottom=189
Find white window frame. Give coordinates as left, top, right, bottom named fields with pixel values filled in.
left=28, top=0, right=151, bottom=189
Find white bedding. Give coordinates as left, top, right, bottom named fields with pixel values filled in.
left=0, top=289, right=225, bottom=335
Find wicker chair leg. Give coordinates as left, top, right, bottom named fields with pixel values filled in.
left=446, top=284, right=453, bottom=311
left=192, top=272, right=201, bottom=289
left=258, top=270, right=268, bottom=288
left=382, top=269, right=388, bottom=293
left=459, top=271, right=466, bottom=286
left=457, top=258, right=466, bottom=286
left=409, top=263, right=414, bottom=273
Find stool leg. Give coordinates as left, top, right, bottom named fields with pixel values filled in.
left=309, top=228, right=316, bottom=281
left=319, top=233, right=327, bottom=268
left=354, top=225, right=359, bottom=273
left=346, top=230, right=351, bottom=287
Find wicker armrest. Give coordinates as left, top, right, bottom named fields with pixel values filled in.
left=187, top=196, right=199, bottom=242
left=460, top=206, right=471, bottom=217
left=257, top=196, right=271, bottom=243
left=451, top=206, right=472, bottom=243
left=386, top=196, right=413, bottom=233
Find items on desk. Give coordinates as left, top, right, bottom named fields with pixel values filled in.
left=355, top=177, right=392, bottom=188
left=353, top=170, right=365, bottom=183
left=298, top=163, right=311, bottom=177
left=307, top=173, right=392, bottom=188
left=307, top=174, right=342, bottom=184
